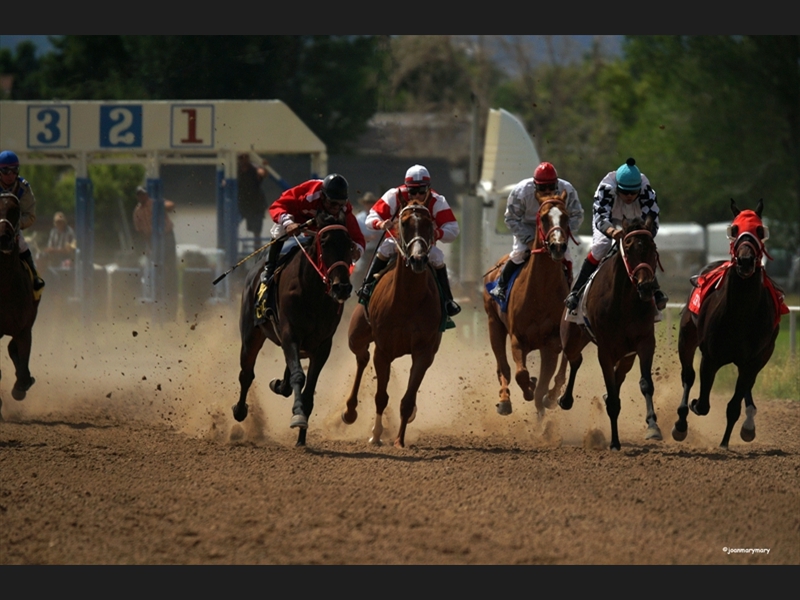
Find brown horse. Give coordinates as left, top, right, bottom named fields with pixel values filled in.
left=482, top=190, right=571, bottom=419
left=233, top=212, right=354, bottom=446
left=558, top=214, right=662, bottom=450
left=342, top=199, right=441, bottom=448
left=0, top=192, right=39, bottom=419
left=672, top=199, right=784, bottom=448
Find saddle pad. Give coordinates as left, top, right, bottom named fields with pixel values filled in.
left=485, top=265, right=522, bottom=313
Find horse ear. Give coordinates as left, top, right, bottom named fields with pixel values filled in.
left=730, top=198, right=740, bottom=217
left=756, top=198, right=763, bottom=218
left=645, top=212, right=656, bottom=233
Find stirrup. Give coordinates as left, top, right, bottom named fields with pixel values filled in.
left=490, top=286, right=506, bottom=301
left=446, top=300, right=461, bottom=317
left=33, top=277, right=45, bottom=291
left=564, top=292, right=579, bottom=311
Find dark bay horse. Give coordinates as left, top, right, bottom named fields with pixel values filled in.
left=342, top=199, right=441, bottom=448
left=234, top=212, right=354, bottom=446
left=672, top=199, right=785, bottom=448
left=482, top=190, right=572, bottom=419
left=0, top=192, right=39, bottom=419
left=558, top=215, right=662, bottom=450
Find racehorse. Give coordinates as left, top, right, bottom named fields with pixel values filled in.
left=482, top=189, right=572, bottom=419
left=233, top=212, right=354, bottom=446
left=0, top=192, right=39, bottom=419
left=341, top=198, right=441, bottom=448
left=672, top=199, right=786, bottom=448
left=558, top=214, right=662, bottom=450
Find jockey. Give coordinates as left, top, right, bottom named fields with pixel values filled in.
left=358, top=164, right=462, bottom=317
left=0, top=150, right=45, bottom=291
left=564, top=157, right=668, bottom=312
left=263, top=173, right=365, bottom=283
left=489, top=161, right=584, bottom=302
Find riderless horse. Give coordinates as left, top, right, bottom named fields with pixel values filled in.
left=233, top=212, right=354, bottom=446
left=558, top=214, right=663, bottom=450
left=341, top=198, right=442, bottom=448
left=0, top=192, right=39, bottom=419
left=482, top=189, right=572, bottom=419
left=672, top=199, right=787, bottom=448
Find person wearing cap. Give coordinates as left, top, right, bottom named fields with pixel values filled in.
left=489, top=161, right=584, bottom=302
left=0, top=150, right=45, bottom=291
left=358, top=164, right=462, bottom=317
left=43, top=211, right=77, bottom=268
left=564, top=157, right=668, bottom=312
left=262, top=173, right=366, bottom=285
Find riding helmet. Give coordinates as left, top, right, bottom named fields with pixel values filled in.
left=0, top=150, right=20, bottom=167
left=322, top=173, right=349, bottom=201
left=405, top=164, right=431, bottom=187
left=616, top=157, right=642, bottom=191
left=533, top=162, right=558, bottom=185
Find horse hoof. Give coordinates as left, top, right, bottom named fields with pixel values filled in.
left=342, top=409, right=357, bottom=425
left=290, top=414, right=308, bottom=429
left=672, top=424, right=688, bottom=442
left=232, top=403, right=248, bottom=422
left=558, top=395, right=573, bottom=411
left=645, top=426, right=663, bottom=441
left=368, top=435, right=382, bottom=445
left=12, top=377, right=34, bottom=401
left=689, top=399, right=708, bottom=416
left=740, top=426, right=756, bottom=442
left=496, top=400, right=512, bottom=416
left=270, top=379, right=291, bottom=398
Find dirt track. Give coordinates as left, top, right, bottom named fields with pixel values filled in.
left=1, top=296, right=798, bottom=565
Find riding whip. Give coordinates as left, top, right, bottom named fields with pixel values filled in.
left=212, top=218, right=314, bottom=285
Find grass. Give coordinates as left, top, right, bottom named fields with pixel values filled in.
left=657, top=297, right=800, bottom=401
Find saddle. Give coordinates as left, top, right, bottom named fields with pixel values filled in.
left=253, top=245, right=303, bottom=326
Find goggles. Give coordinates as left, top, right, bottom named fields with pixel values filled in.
left=0, top=167, right=19, bottom=175
left=408, top=186, right=428, bottom=196
left=535, top=182, right=557, bottom=192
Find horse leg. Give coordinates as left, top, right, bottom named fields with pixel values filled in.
left=557, top=321, right=586, bottom=411
left=740, top=390, right=757, bottom=443
left=510, top=339, right=535, bottom=404
left=598, top=355, right=622, bottom=451
left=487, top=314, right=512, bottom=416
left=721, top=369, right=758, bottom=448
left=635, top=348, right=662, bottom=441
left=370, top=348, right=392, bottom=445
left=395, top=351, right=435, bottom=449
left=673, top=311, right=698, bottom=441
left=690, top=355, right=717, bottom=417
left=8, top=334, right=35, bottom=401
left=343, top=307, right=372, bottom=425
left=534, top=346, right=559, bottom=417
left=269, top=366, right=292, bottom=398
left=295, top=338, right=333, bottom=447
left=282, top=342, right=308, bottom=430
left=546, top=350, right=569, bottom=408
left=233, top=323, right=267, bottom=422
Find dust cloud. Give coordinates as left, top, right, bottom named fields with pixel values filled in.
left=1, top=293, right=738, bottom=451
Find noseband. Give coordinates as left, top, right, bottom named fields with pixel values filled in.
left=730, top=233, right=765, bottom=279
left=394, top=204, right=434, bottom=265
left=619, top=228, right=661, bottom=285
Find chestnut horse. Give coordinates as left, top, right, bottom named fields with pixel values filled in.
left=342, top=199, right=441, bottom=448
left=558, top=215, right=662, bottom=450
left=0, top=192, right=39, bottom=419
left=672, top=199, right=785, bottom=448
left=482, top=190, right=572, bottom=419
left=233, top=212, right=354, bottom=446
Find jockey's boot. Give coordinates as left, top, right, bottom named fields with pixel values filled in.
left=653, top=278, right=669, bottom=311
left=263, top=239, right=284, bottom=284
left=357, top=256, right=389, bottom=301
left=489, top=259, right=518, bottom=302
left=564, top=258, right=597, bottom=311
left=20, top=249, right=45, bottom=291
left=435, top=265, right=461, bottom=317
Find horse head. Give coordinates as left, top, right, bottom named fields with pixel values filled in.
left=312, top=221, right=354, bottom=302
left=0, top=192, right=21, bottom=254
left=728, top=198, right=766, bottom=279
left=534, top=189, right=570, bottom=261
left=396, top=198, right=435, bottom=274
left=620, top=214, right=659, bottom=303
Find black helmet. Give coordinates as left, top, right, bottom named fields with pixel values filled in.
left=322, top=173, right=348, bottom=201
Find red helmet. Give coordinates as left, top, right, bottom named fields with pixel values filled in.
left=533, top=162, right=558, bottom=185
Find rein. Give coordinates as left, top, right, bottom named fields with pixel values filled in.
left=618, top=228, right=662, bottom=285
left=294, top=224, right=351, bottom=293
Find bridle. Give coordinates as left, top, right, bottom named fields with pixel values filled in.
left=532, top=198, right=577, bottom=254
left=294, top=224, right=352, bottom=293
left=391, top=203, right=434, bottom=266
left=618, top=227, right=662, bottom=286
